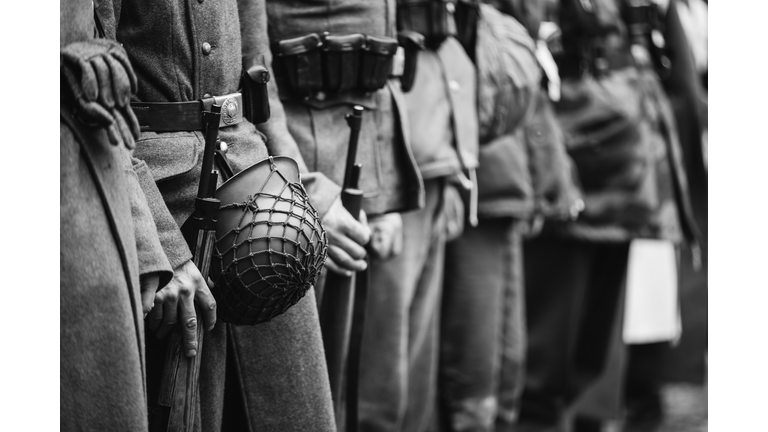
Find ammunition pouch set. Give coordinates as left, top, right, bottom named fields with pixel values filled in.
left=272, top=32, right=404, bottom=98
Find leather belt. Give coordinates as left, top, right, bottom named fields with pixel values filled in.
left=131, top=93, right=243, bottom=132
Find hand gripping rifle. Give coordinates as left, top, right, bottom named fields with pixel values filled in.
left=319, top=105, right=369, bottom=432
left=151, top=105, right=222, bottom=432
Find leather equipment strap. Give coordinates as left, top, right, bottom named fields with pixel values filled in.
left=131, top=93, right=243, bottom=132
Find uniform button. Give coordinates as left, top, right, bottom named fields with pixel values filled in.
left=203, top=93, right=212, bottom=98
left=202, top=42, right=212, bottom=55
left=448, top=80, right=460, bottom=91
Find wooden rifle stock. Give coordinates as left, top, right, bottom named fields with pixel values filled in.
left=150, top=105, right=222, bottom=432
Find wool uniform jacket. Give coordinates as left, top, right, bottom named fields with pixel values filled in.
left=404, top=36, right=479, bottom=180
left=103, top=0, right=338, bottom=430
left=61, top=1, right=174, bottom=430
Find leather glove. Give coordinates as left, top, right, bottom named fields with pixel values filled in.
left=368, top=213, right=403, bottom=261
left=61, top=39, right=140, bottom=149
left=442, top=183, right=466, bottom=243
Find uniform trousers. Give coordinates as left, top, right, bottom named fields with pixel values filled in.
left=360, top=179, right=447, bottom=432
left=519, top=237, right=630, bottom=431
left=437, top=218, right=527, bottom=432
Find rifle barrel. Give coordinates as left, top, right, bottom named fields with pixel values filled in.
left=343, top=105, right=364, bottom=190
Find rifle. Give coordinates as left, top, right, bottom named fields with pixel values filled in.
left=150, top=104, right=222, bottom=432
left=319, top=105, right=368, bottom=432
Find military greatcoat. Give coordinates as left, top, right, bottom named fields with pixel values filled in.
left=61, top=1, right=174, bottom=430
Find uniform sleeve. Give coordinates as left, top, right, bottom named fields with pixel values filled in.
left=130, top=155, right=194, bottom=272
left=116, top=147, right=176, bottom=287
left=237, top=0, right=342, bottom=217
left=97, top=0, right=191, bottom=275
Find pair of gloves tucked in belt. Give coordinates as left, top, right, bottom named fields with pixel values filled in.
left=61, top=39, right=140, bottom=149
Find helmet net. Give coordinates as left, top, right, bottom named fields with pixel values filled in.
left=211, top=165, right=328, bottom=325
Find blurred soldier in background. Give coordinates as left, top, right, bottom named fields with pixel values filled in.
left=436, top=2, right=538, bottom=431
left=516, top=0, right=701, bottom=430
left=437, top=1, right=583, bottom=431
left=356, top=1, right=479, bottom=430
left=620, top=0, right=709, bottom=428
left=60, top=1, right=173, bottom=429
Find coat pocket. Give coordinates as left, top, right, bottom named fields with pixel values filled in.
left=133, top=131, right=202, bottom=182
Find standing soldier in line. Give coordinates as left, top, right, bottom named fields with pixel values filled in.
left=100, top=0, right=362, bottom=429
left=622, top=1, right=709, bottom=426
left=516, top=0, right=701, bottom=430
left=242, top=1, right=426, bottom=430
left=436, top=2, right=579, bottom=431
left=60, top=0, right=174, bottom=429
left=351, top=2, right=480, bottom=431
left=434, top=3, right=590, bottom=432
left=236, top=0, right=424, bottom=430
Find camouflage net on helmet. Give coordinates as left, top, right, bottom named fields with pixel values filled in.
left=211, top=165, right=328, bottom=325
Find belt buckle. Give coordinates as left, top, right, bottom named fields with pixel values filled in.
left=205, top=93, right=243, bottom=128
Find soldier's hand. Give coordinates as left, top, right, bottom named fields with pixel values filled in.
left=368, top=213, right=403, bottom=261
left=443, top=184, right=465, bottom=242
left=139, top=273, right=161, bottom=319
left=146, top=260, right=217, bottom=357
left=322, top=196, right=371, bottom=276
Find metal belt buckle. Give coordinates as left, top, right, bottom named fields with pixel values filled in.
left=203, top=93, right=244, bottom=128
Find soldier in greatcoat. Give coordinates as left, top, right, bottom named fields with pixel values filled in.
left=60, top=1, right=174, bottom=429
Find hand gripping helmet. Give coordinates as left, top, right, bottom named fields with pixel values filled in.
left=211, top=156, right=328, bottom=325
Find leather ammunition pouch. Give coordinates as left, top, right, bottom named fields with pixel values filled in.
left=397, top=30, right=426, bottom=92
left=324, top=33, right=365, bottom=93
left=241, top=57, right=272, bottom=125
left=273, top=33, right=400, bottom=98
left=397, top=0, right=458, bottom=49
left=274, top=33, right=325, bottom=97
